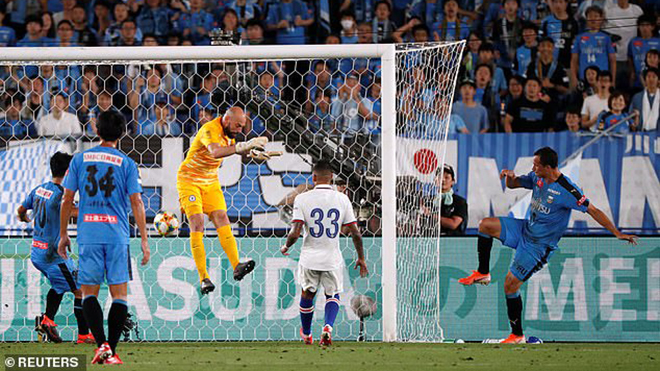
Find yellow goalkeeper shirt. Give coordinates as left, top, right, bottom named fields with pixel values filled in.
left=177, top=117, right=235, bottom=185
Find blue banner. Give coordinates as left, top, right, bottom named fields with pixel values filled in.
left=449, top=132, right=660, bottom=234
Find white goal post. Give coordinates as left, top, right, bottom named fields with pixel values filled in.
left=1, top=42, right=463, bottom=342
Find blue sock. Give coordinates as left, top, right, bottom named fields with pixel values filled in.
left=324, top=294, right=340, bottom=328
left=299, top=297, right=314, bottom=336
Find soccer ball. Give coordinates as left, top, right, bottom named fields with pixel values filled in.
left=153, top=211, right=179, bottom=236
left=350, top=295, right=377, bottom=319
left=527, top=336, right=543, bottom=344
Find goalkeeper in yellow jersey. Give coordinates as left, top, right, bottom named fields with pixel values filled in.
left=177, top=106, right=276, bottom=294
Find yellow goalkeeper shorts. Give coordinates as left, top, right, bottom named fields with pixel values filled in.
left=177, top=181, right=227, bottom=216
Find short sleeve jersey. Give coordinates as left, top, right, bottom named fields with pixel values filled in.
left=291, top=185, right=357, bottom=271
left=21, top=181, right=64, bottom=252
left=571, top=31, right=616, bottom=80
left=63, top=146, right=142, bottom=245
left=517, top=171, right=589, bottom=248
left=177, top=117, right=235, bottom=185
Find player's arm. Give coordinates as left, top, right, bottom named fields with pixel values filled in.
left=586, top=203, right=638, bottom=245
left=58, top=189, right=76, bottom=259
left=280, top=221, right=304, bottom=255
left=499, top=169, right=524, bottom=189
left=130, top=193, right=150, bottom=265
left=346, top=222, right=368, bottom=277
left=16, top=205, right=30, bottom=222
left=207, top=137, right=269, bottom=159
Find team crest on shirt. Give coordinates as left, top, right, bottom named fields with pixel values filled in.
left=189, top=195, right=196, bottom=202
left=537, top=179, right=544, bottom=188
left=547, top=195, right=554, bottom=204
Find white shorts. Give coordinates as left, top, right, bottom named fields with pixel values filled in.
left=297, top=266, right=343, bottom=296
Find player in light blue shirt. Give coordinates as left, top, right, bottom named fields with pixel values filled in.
left=17, top=152, right=93, bottom=344
left=59, top=110, right=149, bottom=365
left=459, top=147, right=637, bottom=344
left=628, top=14, right=660, bottom=89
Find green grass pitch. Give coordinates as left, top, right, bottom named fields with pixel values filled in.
left=2, top=342, right=658, bottom=371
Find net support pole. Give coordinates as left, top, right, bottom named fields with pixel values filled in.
left=380, top=44, right=397, bottom=342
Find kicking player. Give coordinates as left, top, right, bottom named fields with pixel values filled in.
left=177, top=106, right=274, bottom=294
left=59, top=110, right=150, bottom=364
left=459, top=147, right=637, bottom=343
left=16, top=152, right=93, bottom=344
left=280, top=160, right=369, bottom=346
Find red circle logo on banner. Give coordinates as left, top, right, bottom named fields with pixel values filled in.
left=413, top=149, right=438, bottom=174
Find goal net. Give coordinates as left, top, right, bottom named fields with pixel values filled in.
left=0, top=42, right=463, bottom=342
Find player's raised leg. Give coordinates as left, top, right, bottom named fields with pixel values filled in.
left=299, top=289, right=316, bottom=345
left=209, top=208, right=255, bottom=282
left=501, top=271, right=526, bottom=344
left=458, top=217, right=501, bottom=285
left=37, top=288, right=64, bottom=343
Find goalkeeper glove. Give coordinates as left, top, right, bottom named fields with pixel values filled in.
left=247, top=149, right=283, bottom=161
left=235, top=136, right=268, bottom=155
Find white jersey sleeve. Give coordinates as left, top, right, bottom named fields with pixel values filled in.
left=291, top=196, right=304, bottom=224
left=341, top=194, right=357, bottom=226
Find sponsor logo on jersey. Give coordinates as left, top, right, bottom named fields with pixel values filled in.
left=634, top=40, right=643, bottom=47
left=548, top=188, right=561, bottom=195
left=35, top=187, right=53, bottom=199
left=83, top=153, right=123, bottom=166
left=83, top=214, right=118, bottom=223
left=32, top=240, right=48, bottom=249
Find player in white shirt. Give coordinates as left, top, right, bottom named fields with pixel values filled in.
left=280, top=160, right=368, bottom=346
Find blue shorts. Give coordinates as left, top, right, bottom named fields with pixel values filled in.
left=31, top=252, right=79, bottom=294
left=78, top=244, right=132, bottom=285
left=498, top=217, right=555, bottom=282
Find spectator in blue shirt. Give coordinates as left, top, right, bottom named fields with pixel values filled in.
left=266, top=0, right=314, bottom=45
left=540, top=0, right=579, bottom=70
left=339, top=11, right=358, bottom=44
left=0, top=95, right=35, bottom=140
left=629, top=67, right=660, bottom=132
left=138, top=99, right=182, bottom=136
left=72, top=4, right=98, bottom=46
left=432, top=0, right=469, bottom=42
left=473, top=43, right=508, bottom=96
left=176, top=0, right=214, bottom=45
left=105, top=3, right=143, bottom=46
left=452, top=79, right=490, bottom=133
left=117, top=19, right=141, bottom=46
left=0, top=5, right=17, bottom=46
left=628, top=14, right=660, bottom=90
left=372, top=1, right=397, bottom=43
left=226, top=0, right=261, bottom=28
left=55, top=20, right=77, bottom=47
left=17, top=15, right=53, bottom=47
left=309, top=90, right=333, bottom=133
left=137, top=0, right=171, bottom=42
left=513, top=22, right=538, bottom=77
left=595, top=91, right=633, bottom=133
left=570, top=6, right=616, bottom=90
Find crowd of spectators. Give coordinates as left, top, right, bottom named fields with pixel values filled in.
left=1, top=0, right=660, bottom=142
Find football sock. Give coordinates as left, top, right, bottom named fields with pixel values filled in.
left=299, top=297, right=314, bottom=336
left=82, top=295, right=106, bottom=347
left=324, top=294, right=340, bottom=328
left=74, top=298, right=89, bottom=335
left=506, top=292, right=523, bottom=336
left=217, top=225, right=240, bottom=269
left=190, top=231, right=209, bottom=281
left=107, top=299, right=128, bottom=355
left=477, top=234, right=493, bottom=275
left=45, top=289, right=63, bottom=320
